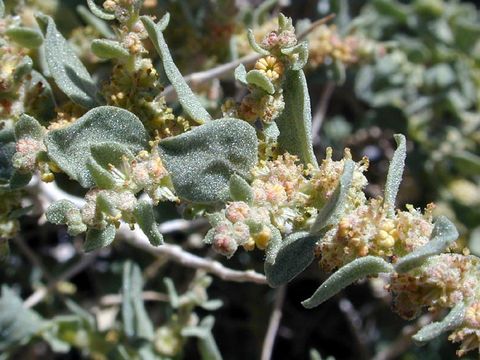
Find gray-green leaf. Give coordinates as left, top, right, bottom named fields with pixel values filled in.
left=45, top=106, right=148, bottom=188
left=46, top=200, right=87, bottom=236
left=247, top=29, right=269, bottom=55
left=246, top=70, right=275, bottom=94
left=84, top=225, right=116, bottom=252
left=276, top=70, right=318, bottom=167
left=159, top=118, right=257, bottom=203
left=86, top=0, right=115, bottom=20
left=302, top=256, right=393, bottom=309
left=36, top=14, right=100, bottom=108
left=384, top=134, right=406, bottom=217
left=395, top=216, right=459, bottom=273
left=91, top=39, right=129, bottom=59
left=5, top=27, right=43, bottom=48
left=133, top=200, right=164, bottom=246
left=141, top=15, right=212, bottom=124
left=229, top=174, right=254, bottom=203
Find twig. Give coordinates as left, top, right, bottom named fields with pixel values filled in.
left=261, top=285, right=287, bottom=360
left=312, top=81, right=335, bottom=144
left=24, top=250, right=100, bottom=308
left=372, top=313, right=435, bottom=360
left=163, top=13, right=336, bottom=101
left=100, top=291, right=169, bottom=306
left=122, top=225, right=267, bottom=284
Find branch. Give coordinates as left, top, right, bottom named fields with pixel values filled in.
left=261, top=285, right=287, bottom=360
left=100, top=291, right=169, bottom=306
left=312, top=81, right=335, bottom=144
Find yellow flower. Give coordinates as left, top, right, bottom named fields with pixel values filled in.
left=254, top=56, right=284, bottom=81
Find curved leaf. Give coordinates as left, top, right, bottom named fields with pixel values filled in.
left=264, top=231, right=319, bottom=287
left=76, top=5, right=115, bottom=38
left=265, top=225, right=282, bottom=264
left=5, top=27, right=43, bottom=48
left=86, top=0, right=115, bottom=20
left=36, top=14, right=99, bottom=108
left=15, top=114, right=44, bottom=141
left=310, top=160, right=355, bottom=234
left=91, top=39, right=129, bottom=59
left=229, top=174, right=254, bottom=203
left=395, top=216, right=459, bottom=273
left=247, top=29, right=269, bottom=55
left=46, top=199, right=87, bottom=236
left=133, top=200, right=164, bottom=246
left=384, top=134, right=406, bottom=217
left=234, top=64, right=248, bottom=86
left=45, top=106, right=148, bottom=188
left=141, top=15, right=212, bottom=124
left=412, top=302, right=465, bottom=345
left=281, top=41, right=309, bottom=71
left=84, top=225, right=116, bottom=252
left=302, top=256, right=394, bottom=309
left=246, top=69, right=275, bottom=94
left=276, top=70, right=317, bottom=167
left=159, top=118, right=258, bottom=203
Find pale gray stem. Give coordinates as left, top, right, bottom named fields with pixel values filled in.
left=261, top=285, right=287, bottom=360
left=312, top=81, right=335, bottom=144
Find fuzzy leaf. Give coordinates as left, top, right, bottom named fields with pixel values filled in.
left=0, top=124, right=15, bottom=183
left=159, top=118, right=257, bottom=203
left=13, top=56, right=33, bottom=82
left=246, top=69, right=275, bottom=94
left=0, top=1, right=4, bottom=18
left=182, top=316, right=222, bottom=360
left=276, top=70, right=317, bottom=167
left=141, top=15, right=212, bottom=124
left=46, top=200, right=86, bottom=235
left=133, top=200, right=164, bottom=246
left=87, top=142, right=134, bottom=189
left=229, top=174, right=254, bottom=203
left=6, top=27, right=43, bottom=48
left=45, top=106, right=148, bottom=188
left=310, top=160, right=355, bottom=234
left=395, top=216, right=459, bottom=273
left=302, top=256, right=394, bottom=309
left=36, top=14, right=99, bottom=108
left=91, top=39, right=129, bottom=59
left=265, top=225, right=282, bottom=264
left=76, top=5, right=114, bottom=38
left=84, top=225, right=116, bottom=252
left=163, top=278, right=179, bottom=308
left=247, top=29, right=269, bottom=55
left=264, top=231, right=319, bottom=287
left=281, top=41, right=309, bottom=70
left=9, top=171, right=32, bottom=189
left=412, top=302, right=465, bottom=345
left=384, top=134, right=406, bottom=217
left=234, top=64, right=248, bottom=85
left=15, top=114, right=44, bottom=141
left=86, top=0, right=115, bottom=20
left=122, top=261, right=155, bottom=340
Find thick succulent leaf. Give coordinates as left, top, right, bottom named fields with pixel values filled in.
left=412, top=302, right=465, bottom=345
left=45, top=106, right=148, bottom=188
left=5, top=27, right=43, bottom=48
left=302, top=256, right=394, bottom=309
left=84, top=225, right=116, bottom=252
left=76, top=5, right=115, bottom=38
left=281, top=41, right=309, bottom=70
left=246, top=70, right=275, bottom=94
left=15, top=114, right=44, bottom=141
left=122, top=261, right=155, bottom=340
left=91, top=39, right=129, bottom=59
left=24, top=70, right=56, bottom=123
left=87, top=142, right=134, bottom=189
left=133, top=200, right=164, bottom=246
left=276, top=70, right=317, bottom=167
left=395, top=216, right=459, bottom=273
left=310, top=160, right=355, bottom=234
left=234, top=64, right=248, bottom=86
left=264, top=231, right=319, bottom=287
left=247, top=29, right=269, bottom=55
left=36, top=14, right=99, bottom=108
left=159, top=118, right=258, bottom=203
left=0, top=286, right=44, bottom=352
left=384, top=134, right=406, bottom=217
left=141, top=15, right=212, bottom=124
left=86, top=0, right=115, bottom=20
left=229, top=174, right=254, bottom=203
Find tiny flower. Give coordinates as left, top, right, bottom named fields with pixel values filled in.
left=254, top=56, right=284, bottom=81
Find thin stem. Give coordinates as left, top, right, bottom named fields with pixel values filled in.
left=261, top=285, right=287, bottom=360
left=312, top=81, right=335, bottom=144
left=100, top=290, right=169, bottom=306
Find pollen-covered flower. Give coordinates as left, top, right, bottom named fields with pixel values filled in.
left=254, top=56, right=285, bottom=81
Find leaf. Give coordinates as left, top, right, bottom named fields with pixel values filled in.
left=234, top=64, right=248, bottom=86
left=159, top=118, right=258, bottom=203
left=141, top=15, right=212, bottom=124
left=310, top=160, right=355, bottom=234
left=133, top=200, right=164, bottom=246
left=301, top=256, right=393, bottom=309
left=281, top=41, right=309, bottom=71
left=9, top=171, right=32, bottom=189
left=87, top=142, right=134, bottom=189
left=24, top=70, right=57, bottom=123
left=5, top=27, right=43, bottom=48
left=84, top=225, right=116, bottom=252
left=36, top=14, right=100, bottom=108
left=86, top=0, right=115, bottom=20
left=163, top=278, right=179, bottom=308
left=395, top=216, right=459, bottom=273
left=264, top=231, right=319, bottom=287
left=122, top=261, right=155, bottom=340
left=450, top=151, right=480, bottom=177
left=412, top=302, right=465, bottom=345
left=384, top=134, right=406, bottom=217
left=182, top=316, right=223, bottom=360
left=0, top=123, right=15, bottom=183
left=91, top=39, right=129, bottom=59
left=0, top=286, right=44, bottom=352
left=276, top=70, right=317, bottom=167
left=247, top=29, right=269, bottom=55
left=46, top=199, right=86, bottom=236
left=13, top=56, right=33, bottom=82
left=45, top=106, right=148, bottom=188
left=246, top=69, right=275, bottom=94
left=229, top=174, right=254, bottom=203
left=264, top=225, right=282, bottom=264
left=0, top=0, right=4, bottom=18
left=76, top=5, right=115, bottom=39
left=15, top=114, right=44, bottom=141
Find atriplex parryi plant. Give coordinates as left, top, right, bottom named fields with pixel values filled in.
left=1, top=0, right=479, bottom=357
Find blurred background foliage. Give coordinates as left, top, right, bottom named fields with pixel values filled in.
left=1, top=0, right=479, bottom=359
